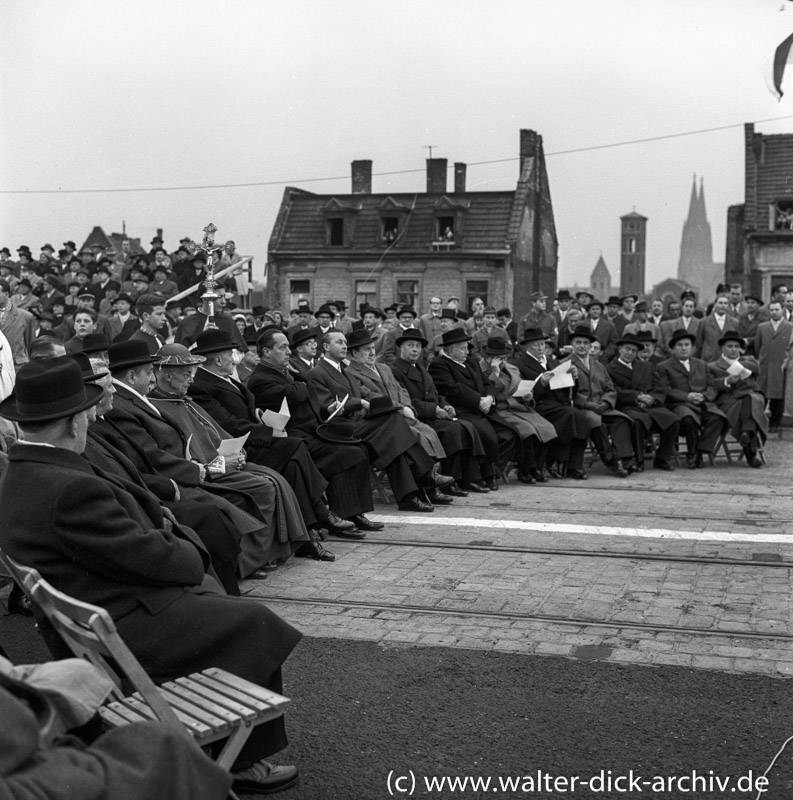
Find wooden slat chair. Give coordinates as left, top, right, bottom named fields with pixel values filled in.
left=0, top=549, right=290, bottom=775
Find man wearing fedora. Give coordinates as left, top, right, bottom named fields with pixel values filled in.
left=636, top=330, right=664, bottom=366
left=429, top=309, right=459, bottom=359
left=479, top=337, right=558, bottom=484
left=313, top=304, right=337, bottom=338
left=518, top=291, right=557, bottom=346
left=706, top=330, right=767, bottom=467
left=392, top=328, right=488, bottom=493
left=655, top=329, right=729, bottom=468
left=510, top=328, right=597, bottom=480
left=585, top=299, right=619, bottom=364
left=613, top=295, right=638, bottom=337
left=377, top=305, right=420, bottom=366
left=309, top=330, right=446, bottom=512
left=288, top=327, right=319, bottom=378
left=345, top=328, right=452, bottom=504
left=568, top=325, right=636, bottom=477
left=607, top=332, right=680, bottom=471
left=622, top=301, right=661, bottom=343
left=184, top=330, right=358, bottom=536
left=247, top=328, right=383, bottom=533
left=149, top=343, right=335, bottom=565
left=428, top=327, right=519, bottom=490
left=553, top=290, right=573, bottom=332
left=0, top=356, right=303, bottom=795
left=737, top=294, right=766, bottom=355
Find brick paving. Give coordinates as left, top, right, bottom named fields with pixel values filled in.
left=244, top=435, right=793, bottom=676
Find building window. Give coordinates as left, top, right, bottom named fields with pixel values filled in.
left=381, top=217, right=399, bottom=244
left=396, top=279, right=419, bottom=308
left=355, top=279, right=378, bottom=312
left=437, top=216, right=455, bottom=242
left=774, top=200, right=793, bottom=231
left=289, top=279, right=311, bottom=310
left=465, top=280, right=489, bottom=310
left=327, top=218, right=345, bottom=246
left=627, top=237, right=636, bottom=254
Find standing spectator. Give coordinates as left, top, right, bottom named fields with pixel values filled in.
left=586, top=300, right=619, bottom=364
left=518, top=291, right=557, bottom=345
left=0, top=279, right=36, bottom=368
left=496, top=307, right=518, bottom=347
left=755, top=300, right=792, bottom=433
left=553, top=290, right=573, bottom=331
left=696, top=295, right=738, bottom=363
left=419, top=296, right=444, bottom=344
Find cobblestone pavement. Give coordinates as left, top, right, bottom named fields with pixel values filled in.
left=244, top=435, right=793, bottom=676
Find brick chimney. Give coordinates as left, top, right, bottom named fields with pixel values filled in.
left=351, top=160, right=372, bottom=194
left=519, top=129, right=542, bottom=174
left=454, top=163, right=467, bottom=193
left=426, top=158, right=447, bottom=194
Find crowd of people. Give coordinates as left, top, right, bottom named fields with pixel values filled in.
left=0, top=237, right=787, bottom=796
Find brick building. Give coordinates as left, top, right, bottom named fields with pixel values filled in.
left=726, top=122, right=793, bottom=298
left=265, top=129, right=558, bottom=317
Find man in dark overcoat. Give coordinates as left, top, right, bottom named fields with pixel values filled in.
left=654, top=328, right=728, bottom=468
left=607, top=332, right=680, bottom=471
left=0, top=357, right=302, bottom=795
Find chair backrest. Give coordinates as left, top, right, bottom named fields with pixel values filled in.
left=0, top=546, right=184, bottom=733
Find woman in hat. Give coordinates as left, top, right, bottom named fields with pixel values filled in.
left=479, top=337, right=557, bottom=483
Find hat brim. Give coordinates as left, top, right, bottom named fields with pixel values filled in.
left=368, top=406, right=401, bottom=417
left=569, top=331, right=597, bottom=342
left=109, top=354, right=162, bottom=371
left=315, top=425, right=362, bottom=445
left=616, top=339, right=645, bottom=350
left=395, top=334, right=428, bottom=348
left=668, top=333, right=695, bottom=346
left=192, top=344, right=235, bottom=356
left=718, top=335, right=744, bottom=346
left=483, top=347, right=511, bottom=356
left=0, top=383, right=103, bottom=422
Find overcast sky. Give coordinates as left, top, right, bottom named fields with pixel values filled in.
left=3, top=0, right=793, bottom=295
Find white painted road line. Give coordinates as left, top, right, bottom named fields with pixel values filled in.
left=368, top=515, right=791, bottom=543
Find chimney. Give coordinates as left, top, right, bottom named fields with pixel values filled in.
left=351, top=160, right=372, bottom=194
left=454, top=162, right=467, bottom=193
left=156, top=227, right=163, bottom=242
left=519, top=129, right=542, bottom=174
left=426, top=158, right=447, bottom=194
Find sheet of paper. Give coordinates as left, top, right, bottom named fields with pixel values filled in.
left=327, top=393, right=349, bottom=421
left=260, top=397, right=291, bottom=437
left=184, top=434, right=193, bottom=461
left=549, top=372, right=575, bottom=390
left=218, top=432, right=250, bottom=458
left=726, top=360, right=751, bottom=380
left=512, top=379, right=537, bottom=398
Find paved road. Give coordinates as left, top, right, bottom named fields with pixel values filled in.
left=246, top=434, right=793, bottom=677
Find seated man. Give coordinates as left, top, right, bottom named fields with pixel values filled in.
left=309, top=330, right=450, bottom=512
left=344, top=327, right=452, bottom=505
left=391, top=328, right=488, bottom=493
left=568, top=325, right=636, bottom=477
left=428, top=328, right=519, bottom=489
left=706, top=330, right=767, bottom=467
left=655, top=329, right=729, bottom=469
left=0, top=655, right=232, bottom=800
left=246, top=328, right=382, bottom=532
left=478, top=337, right=557, bottom=484
left=184, top=330, right=357, bottom=535
left=0, top=358, right=301, bottom=795
left=288, top=327, right=319, bottom=377
left=509, top=328, right=592, bottom=479
left=607, top=332, right=680, bottom=472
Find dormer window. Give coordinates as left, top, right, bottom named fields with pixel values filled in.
left=381, top=217, right=399, bottom=244
left=773, top=200, right=793, bottom=231
left=377, top=197, right=411, bottom=247
left=328, top=218, right=345, bottom=246
left=437, top=217, right=455, bottom=241
left=431, top=196, right=469, bottom=251
left=322, top=198, right=361, bottom=247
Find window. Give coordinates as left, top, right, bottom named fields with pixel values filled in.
left=328, top=218, right=345, bottom=246
left=465, top=280, right=489, bottom=310
left=627, top=237, right=636, bottom=254
left=355, top=279, right=378, bottom=311
left=774, top=200, right=793, bottom=231
left=289, top=279, right=311, bottom=310
left=381, top=217, right=399, bottom=244
left=396, top=279, right=419, bottom=308
left=437, top=216, right=455, bottom=241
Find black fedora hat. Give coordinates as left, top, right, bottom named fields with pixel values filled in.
left=440, top=328, right=471, bottom=347
left=345, top=328, right=375, bottom=350
left=569, top=324, right=596, bottom=342
left=440, top=308, right=457, bottom=321
left=107, top=339, right=162, bottom=371
left=316, top=418, right=362, bottom=445
left=585, top=299, right=605, bottom=311
left=68, top=351, right=108, bottom=381
left=482, top=337, right=511, bottom=356
left=397, top=305, right=418, bottom=318
left=519, top=327, right=550, bottom=344
left=368, top=396, right=401, bottom=417
left=668, top=328, right=695, bottom=347
left=616, top=332, right=645, bottom=350
left=193, top=329, right=237, bottom=355
left=637, top=330, right=657, bottom=344
left=556, top=289, right=572, bottom=301
left=80, top=333, right=110, bottom=355
left=395, top=328, right=428, bottom=348
left=290, top=328, right=319, bottom=348
left=606, top=295, right=622, bottom=306
left=315, top=304, right=335, bottom=318
left=745, top=294, right=764, bottom=306
left=718, top=330, right=744, bottom=347
left=0, top=357, right=102, bottom=422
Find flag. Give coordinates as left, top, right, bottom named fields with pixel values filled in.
left=773, top=30, right=793, bottom=99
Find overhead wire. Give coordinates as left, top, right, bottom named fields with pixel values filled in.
left=5, top=114, right=793, bottom=196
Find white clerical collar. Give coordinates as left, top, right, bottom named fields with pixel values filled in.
left=442, top=352, right=466, bottom=366
left=323, top=356, right=342, bottom=372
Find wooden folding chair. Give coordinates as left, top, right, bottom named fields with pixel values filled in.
left=0, top=549, right=290, bottom=775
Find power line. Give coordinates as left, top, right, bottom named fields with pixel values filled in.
left=5, top=114, right=793, bottom=196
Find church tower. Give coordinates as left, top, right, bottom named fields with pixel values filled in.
left=678, top=175, right=718, bottom=299
left=620, top=211, right=647, bottom=297
left=590, top=254, right=611, bottom=298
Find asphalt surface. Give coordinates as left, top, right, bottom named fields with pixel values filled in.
left=3, top=613, right=793, bottom=799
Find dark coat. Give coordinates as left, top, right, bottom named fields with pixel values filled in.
left=755, top=319, right=793, bottom=398
left=696, top=314, right=739, bottom=363
left=653, top=356, right=727, bottom=425
left=707, top=355, right=768, bottom=440
left=607, top=359, right=679, bottom=431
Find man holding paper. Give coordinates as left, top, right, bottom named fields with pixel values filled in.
left=706, top=330, right=767, bottom=467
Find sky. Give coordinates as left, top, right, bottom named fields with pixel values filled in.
left=3, top=0, right=793, bottom=295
